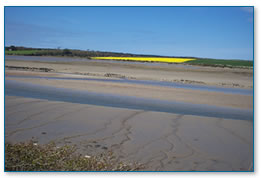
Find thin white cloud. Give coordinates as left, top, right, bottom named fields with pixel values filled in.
left=240, top=7, right=254, bottom=13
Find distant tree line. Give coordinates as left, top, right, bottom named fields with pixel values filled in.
left=5, top=46, right=168, bottom=58
left=5, top=46, right=44, bottom=51
left=5, top=45, right=198, bottom=58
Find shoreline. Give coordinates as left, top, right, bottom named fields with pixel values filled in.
left=5, top=70, right=253, bottom=110
left=5, top=58, right=253, bottom=89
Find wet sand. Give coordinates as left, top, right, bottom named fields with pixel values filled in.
left=5, top=96, right=253, bottom=171
left=5, top=70, right=253, bottom=110
left=5, top=57, right=253, bottom=171
left=5, top=79, right=253, bottom=120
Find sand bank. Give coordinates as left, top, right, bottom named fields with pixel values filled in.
left=6, top=70, right=252, bottom=110
left=5, top=58, right=253, bottom=89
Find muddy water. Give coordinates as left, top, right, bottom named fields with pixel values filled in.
left=5, top=80, right=253, bottom=121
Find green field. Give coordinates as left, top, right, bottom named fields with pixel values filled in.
left=185, top=58, right=253, bottom=68
left=5, top=50, right=40, bottom=55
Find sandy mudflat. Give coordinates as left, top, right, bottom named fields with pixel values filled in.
left=5, top=57, right=253, bottom=171
left=5, top=59, right=253, bottom=88
left=5, top=96, right=253, bottom=171
left=5, top=69, right=253, bottom=110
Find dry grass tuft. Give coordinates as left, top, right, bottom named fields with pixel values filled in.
left=5, top=141, right=144, bottom=172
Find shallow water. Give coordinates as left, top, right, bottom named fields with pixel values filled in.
left=5, top=80, right=253, bottom=121
left=7, top=75, right=253, bottom=96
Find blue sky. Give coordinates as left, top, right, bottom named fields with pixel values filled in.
left=5, top=7, right=253, bottom=60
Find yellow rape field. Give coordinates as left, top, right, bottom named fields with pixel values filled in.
left=91, top=57, right=196, bottom=63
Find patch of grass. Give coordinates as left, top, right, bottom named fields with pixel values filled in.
left=185, top=58, right=253, bottom=68
left=5, top=141, right=143, bottom=171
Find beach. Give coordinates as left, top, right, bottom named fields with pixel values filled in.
left=5, top=56, right=253, bottom=171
